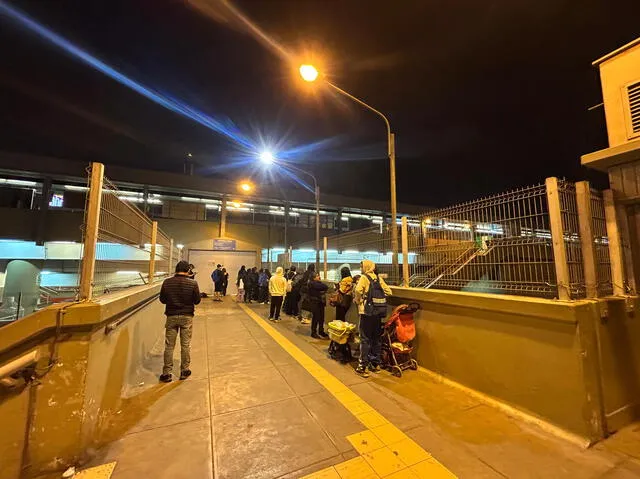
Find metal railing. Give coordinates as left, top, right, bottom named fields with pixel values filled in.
left=80, top=163, right=176, bottom=299
left=290, top=178, right=623, bottom=300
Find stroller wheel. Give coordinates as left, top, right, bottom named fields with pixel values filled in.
left=391, top=366, right=403, bottom=378
left=410, top=359, right=418, bottom=370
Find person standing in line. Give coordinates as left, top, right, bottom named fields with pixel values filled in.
left=211, top=264, right=223, bottom=301
left=354, top=259, right=392, bottom=378
left=221, top=267, right=229, bottom=296
left=297, top=264, right=316, bottom=324
left=258, top=269, right=269, bottom=304
left=237, top=265, right=247, bottom=289
left=283, top=266, right=297, bottom=314
left=303, top=271, right=329, bottom=338
left=187, top=263, right=196, bottom=280
left=246, top=267, right=259, bottom=303
left=335, top=266, right=354, bottom=322
left=159, top=260, right=201, bottom=383
left=268, top=266, right=287, bottom=322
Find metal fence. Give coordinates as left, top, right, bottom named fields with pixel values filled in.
left=590, top=190, right=613, bottom=296
left=82, top=163, right=176, bottom=299
left=290, top=178, right=618, bottom=300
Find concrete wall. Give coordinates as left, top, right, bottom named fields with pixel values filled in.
left=0, top=284, right=164, bottom=478
left=599, top=42, right=640, bottom=147
left=322, top=284, right=640, bottom=443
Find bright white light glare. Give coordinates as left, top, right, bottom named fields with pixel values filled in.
left=0, top=178, right=37, bottom=187
left=259, top=151, right=274, bottom=164
left=299, top=64, right=319, bottom=82
left=176, top=244, right=185, bottom=250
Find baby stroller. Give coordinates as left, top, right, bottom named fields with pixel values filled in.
left=327, top=320, right=356, bottom=363
left=381, top=303, right=419, bottom=377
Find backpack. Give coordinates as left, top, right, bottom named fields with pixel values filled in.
left=364, top=274, right=387, bottom=317
left=291, top=273, right=304, bottom=291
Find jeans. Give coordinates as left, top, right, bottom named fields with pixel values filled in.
left=269, top=296, right=284, bottom=319
left=310, top=302, right=325, bottom=335
left=163, top=315, right=193, bottom=375
left=359, top=314, right=382, bottom=367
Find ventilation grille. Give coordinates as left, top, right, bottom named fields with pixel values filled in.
left=629, top=81, right=640, bottom=136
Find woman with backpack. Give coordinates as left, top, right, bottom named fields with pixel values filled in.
left=334, top=266, right=354, bottom=321
left=354, top=259, right=392, bottom=378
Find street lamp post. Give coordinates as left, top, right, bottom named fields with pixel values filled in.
left=256, top=153, right=321, bottom=272
left=299, top=65, right=399, bottom=279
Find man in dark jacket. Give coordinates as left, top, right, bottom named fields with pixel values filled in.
left=159, top=260, right=201, bottom=382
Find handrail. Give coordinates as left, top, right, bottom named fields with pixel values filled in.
left=104, top=292, right=159, bottom=333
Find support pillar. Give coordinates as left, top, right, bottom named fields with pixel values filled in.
left=323, top=236, right=328, bottom=280
left=576, top=182, right=598, bottom=298
left=604, top=189, right=626, bottom=296
left=149, top=221, right=158, bottom=283
left=79, top=163, right=104, bottom=301
left=546, top=177, right=571, bottom=300
left=35, top=177, right=52, bottom=246
left=219, top=195, right=227, bottom=238
left=401, top=217, right=410, bottom=287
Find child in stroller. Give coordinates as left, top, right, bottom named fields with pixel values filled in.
left=381, top=303, right=419, bottom=377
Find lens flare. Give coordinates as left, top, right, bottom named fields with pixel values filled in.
left=0, top=1, right=255, bottom=150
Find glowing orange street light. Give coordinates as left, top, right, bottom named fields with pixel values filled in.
left=299, top=64, right=319, bottom=82
left=239, top=181, right=253, bottom=193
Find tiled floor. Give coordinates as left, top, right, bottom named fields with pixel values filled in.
left=82, top=298, right=640, bottom=479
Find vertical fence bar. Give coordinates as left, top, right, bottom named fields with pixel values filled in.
left=603, top=190, right=626, bottom=296
left=546, top=177, right=571, bottom=300
left=149, top=221, right=158, bottom=284
left=401, top=217, right=410, bottom=287
left=79, top=162, right=104, bottom=300
left=323, top=236, right=328, bottom=280
left=169, top=238, right=174, bottom=276
left=219, top=195, right=227, bottom=238
left=576, top=182, right=598, bottom=298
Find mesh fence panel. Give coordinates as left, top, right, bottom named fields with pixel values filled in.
left=91, top=174, right=154, bottom=296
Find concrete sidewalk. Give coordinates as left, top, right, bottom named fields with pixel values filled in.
left=81, top=298, right=640, bottom=479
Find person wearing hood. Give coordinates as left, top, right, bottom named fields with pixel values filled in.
left=354, top=259, right=392, bottom=377
left=268, top=266, right=287, bottom=322
left=335, top=266, right=354, bottom=322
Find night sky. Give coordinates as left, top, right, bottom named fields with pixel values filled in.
left=1, top=0, right=640, bottom=207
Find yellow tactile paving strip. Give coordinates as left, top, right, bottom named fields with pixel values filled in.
left=74, top=462, right=117, bottom=478
left=238, top=303, right=457, bottom=479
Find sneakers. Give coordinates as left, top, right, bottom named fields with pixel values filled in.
left=179, top=370, right=192, bottom=380
left=355, top=365, right=370, bottom=378
left=319, top=331, right=329, bottom=339
left=274, top=318, right=282, bottom=323
left=159, top=374, right=172, bottom=383
left=268, top=317, right=274, bottom=321
left=311, top=332, right=321, bottom=339
left=368, top=364, right=382, bottom=374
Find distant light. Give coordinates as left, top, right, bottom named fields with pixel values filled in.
left=259, top=151, right=274, bottom=164
left=176, top=244, right=184, bottom=250
left=187, top=152, right=193, bottom=157
left=299, top=64, right=319, bottom=82
left=239, top=181, right=253, bottom=192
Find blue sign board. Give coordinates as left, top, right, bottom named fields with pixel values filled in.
left=214, top=239, right=236, bottom=251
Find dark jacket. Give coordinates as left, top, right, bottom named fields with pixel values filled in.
left=304, top=279, right=328, bottom=305
left=160, top=274, right=201, bottom=316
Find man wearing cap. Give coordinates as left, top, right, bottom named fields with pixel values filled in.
left=159, top=260, right=201, bottom=382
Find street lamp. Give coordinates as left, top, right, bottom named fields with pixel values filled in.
left=239, top=181, right=253, bottom=193
left=297, top=64, right=400, bottom=280
left=259, top=151, right=321, bottom=271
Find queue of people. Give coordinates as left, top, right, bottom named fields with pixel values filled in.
left=238, top=260, right=392, bottom=378
left=158, top=258, right=392, bottom=382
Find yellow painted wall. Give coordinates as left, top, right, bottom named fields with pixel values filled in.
left=599, top=43, right=640, bottom=147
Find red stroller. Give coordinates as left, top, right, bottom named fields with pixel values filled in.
left=381, top=303, right=419, bottom=377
